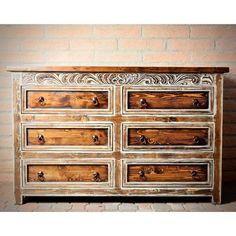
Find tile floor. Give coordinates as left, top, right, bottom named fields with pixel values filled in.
left=1, top=181, right=236, bottom=212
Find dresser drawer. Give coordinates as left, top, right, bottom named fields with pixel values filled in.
left=22, top=159, right=115, bottom=189
left=28, top=165, right=108, bottom=182
left=127, top=164, right=208, bottom=182
left=122, top=122, right=213, bottom=152
left=122, top=87, right=213, bottom=115
left=22, top=87, right=113, bottom=114
left=22, top=123, right=113, bottom=152
left=122, top=159, right=212, bottom=188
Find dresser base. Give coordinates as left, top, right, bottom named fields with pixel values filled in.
left=16, top=189, right=220, bottom=205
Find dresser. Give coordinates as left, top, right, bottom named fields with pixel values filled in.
left=10, top=66, right=229, bottom=204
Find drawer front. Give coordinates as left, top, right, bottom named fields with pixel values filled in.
left=127, top=164, right=208, bottom=182
left=22, top=123, right=113, bottom=152
left=122, top=159, right=212, bottom=188
left=22, top=87, right=113, bottom=114
left=27, top=165, right=108, bottom=182
left=22, top=159, right=115, bottom=189
left=122, top=87, right=213, bottom=115
left=122, top=123, right=213, bottom=152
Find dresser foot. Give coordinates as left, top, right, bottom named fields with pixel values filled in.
left=212, top=195, right=221, bottom=205
left=15, top=195, right=24, bottom=205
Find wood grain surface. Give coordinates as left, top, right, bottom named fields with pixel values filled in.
left=128, top=128, right=209, bottom=146
left=127, top=164, right=208, bottom=182
left=27, top=164, right=108, bottom=182
left=27, top=90, right=108, bottom=109
left=27, top=128, right=108, bottom=146
left=128, top=91, right=209, bottom=109
left=8, top=66, right=230, bottom=73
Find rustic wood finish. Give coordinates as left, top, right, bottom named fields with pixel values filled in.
left=27, top=164, right=108, bottom=182
left=127, top=164, right=208, bottom=182
left=8, top=66, right=229, bottom=73
left=128, top=128, right=208, bottom=146
left=27, top=128, right=108, bottom=146
left=128, top=91, right=209, bottom=110
left=11, top=66, right=228, bottom=204
left=26, top=90, right=109, bottom=109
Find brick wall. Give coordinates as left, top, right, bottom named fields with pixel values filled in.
left=0, top=25, right=236, bottom=184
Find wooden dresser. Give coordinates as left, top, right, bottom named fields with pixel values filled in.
left=10, top=66, right=229, bottom=204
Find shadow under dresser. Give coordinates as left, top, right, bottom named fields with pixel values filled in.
left=9, top=66, right=229, bottom=204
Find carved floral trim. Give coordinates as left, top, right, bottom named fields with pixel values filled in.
left=22, top=73, right=214, bottom=86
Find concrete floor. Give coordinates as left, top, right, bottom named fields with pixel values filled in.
left=1, top=181, right=236, bottom=212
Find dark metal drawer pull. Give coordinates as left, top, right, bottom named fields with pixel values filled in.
left=93, top=172, right=101, bottom=182
left=140, top=98, right=148, bottom=109
left=38, top=96, right=45, bottom=106
left=191, top=170, right=197, bottom=177
left=92, top=96, right=99, bottom=106
left=37, top=171, right=45, bottom=182
left=138, top=170, right=145, bottom=178
left=193, top=136, right=206, bottom=145
left=192, top=99, right=201, bottom=108
left=38, top=134, right=45, bottom=144
left=140, top=135, right=147, bottom=145
left=92, top=135, right=99, bottom=144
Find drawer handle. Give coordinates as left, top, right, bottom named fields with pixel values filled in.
left=38, top=96, right=45, bottom=106
left=92, top=135, right=99, bottom=144
left=140, top=98, right=148, bottom=109
left=193, top=136, right=206, bottom=145
left=191, top=170, right=197, bottom=177
left=192, top=99, right=201, bottom=108
left=93, top=172, right=101, bottom=182
left=140, top=135, right=147, bottom=145
left=38, top=134, right=45, bottom=144
left=193, top=136, right=201, bottom=145
left=92, top=96, right=99, bottom=106
left=139, top=170, right=145, bottom=178
left=37, top=171, right=45, bottom=182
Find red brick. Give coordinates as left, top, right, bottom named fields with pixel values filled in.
left=0, top=100, right=12, bottom=112
left=119, top=39, right=164, bottom=50
left=0, top=112, right=12, bottom=124
left=17, top=203, right=38, bottom=212
left=21, top=39, right=69, bottom=51
left=85, top=203, right=104, bottom=212
left=1, top=161, right=13, bottom=173
left=0, top=173, right=13, bottom=183
left=0, top=52, right=44, bottom=64
left=70, top=203, right=87, bottom=211
left=70, top=39, right=117, bottom=50
left=94, top=51, right=141, bottom=63
left=227, top=65, right=236, bottom=74
left=143, top=52, right=189, bottom=63
left=0, top=124, right=12, bottom=136
left=51, top=203, right=72, bottom=212
left=119, top=203, right=138, bottom=212
left=0, top=39, right=20, bottom=51
left=46, top=25, right=93, bottom=38
left=0, top=137, right=12, bottom=148
left=142, top=25, right=189, bottom=38
left=94, top=25, right=141, bottom=37
left=0, top=25, right=44, bottom=38
left=136, top=203, right=153, bottom=211
left=216, top=39, right=236, bottom=50
left=0, top=88, right=12, bottom=100
left=191, top=52, right=236, bottom=63
left=0, top=77, right=12, bottom=88
left=46, top=51, right=93, bottom=63
left=168, top=39, right=214, bottom=51
left=0, top=148, right=13, bottom=160
left=190, top=25, right=236, bottom=38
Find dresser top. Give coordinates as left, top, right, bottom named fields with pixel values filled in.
left=8, top=66, right=229, bottom=73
